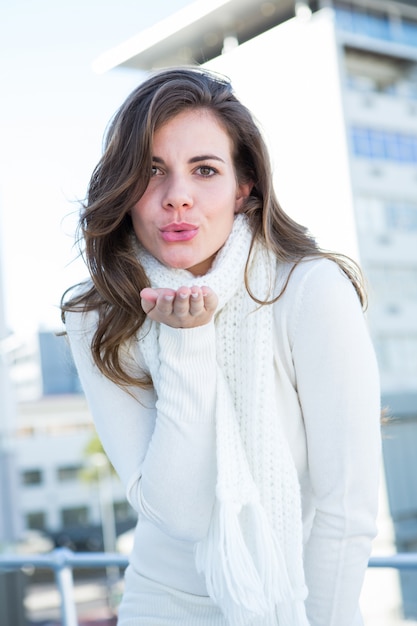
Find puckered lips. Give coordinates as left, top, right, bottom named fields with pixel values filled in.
left=160, top=222, right=199, bottom=242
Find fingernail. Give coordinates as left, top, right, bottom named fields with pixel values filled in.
left=179, top=292, right=188, bottom=299
left=164, top=295, right=174, bottom=302
left=191, top=291, right=199, bottom=299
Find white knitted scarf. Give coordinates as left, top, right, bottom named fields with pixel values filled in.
left=136, top=215, right=309, bottom=626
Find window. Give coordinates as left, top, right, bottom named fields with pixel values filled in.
left=350, top=127, right=417, bottom=163
left=335, top=5, right=417, bottom=49
left=113, top=500, right=136, bottom=522
left=355, top=196, right=417, bottom=234
left=26, top=512, right=46, bottom=531
left=367, top=265, right=417, bottom=304
left=375, top=335, right=417, bottom=386
left=61, top=506, right=89, bottom=527
left=345, top=48, right=417, bottom=99
left=21, top=469, right=43, bottom=486
left=57, top=465, right=82, bottom=482
left=386, top=202, right=417, bottom=231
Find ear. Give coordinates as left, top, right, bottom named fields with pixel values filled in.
left=234, top=181, right=253, bottom=213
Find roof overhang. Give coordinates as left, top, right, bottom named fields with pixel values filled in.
left=92, top=0, right=301, bottom=73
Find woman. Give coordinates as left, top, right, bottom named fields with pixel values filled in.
left=62, top=67, right=381, bottom=626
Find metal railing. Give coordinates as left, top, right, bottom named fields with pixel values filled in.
left=0, top=548, right=128, bottom=626
left=1, top=549, right=417, bottom=626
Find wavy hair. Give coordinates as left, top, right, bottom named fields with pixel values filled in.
left=61, top=66, right=365, bottom=388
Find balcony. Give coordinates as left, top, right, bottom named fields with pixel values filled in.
left=1, top=548, right=417, bottom=625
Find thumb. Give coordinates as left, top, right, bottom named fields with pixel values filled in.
left=140, top=288, right=158, bottom=314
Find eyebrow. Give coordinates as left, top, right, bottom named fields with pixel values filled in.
left=152, top=154, right=226, bottom=164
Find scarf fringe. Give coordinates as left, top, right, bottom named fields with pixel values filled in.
left=275, top=598, right=311, bottom=626
left=195, top=499, right=302, bottom=625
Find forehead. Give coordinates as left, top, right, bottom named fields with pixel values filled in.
left=153, top=108, right=233, bottom=153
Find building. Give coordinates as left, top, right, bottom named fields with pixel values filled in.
left=328, top=8, right=417, bottom=619
left=10, top=332, right=136, bottom=552
left=92, top=0, right=417, bottom=620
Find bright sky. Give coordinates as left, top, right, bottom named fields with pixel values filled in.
left=0, top=0, right=191, bottom=336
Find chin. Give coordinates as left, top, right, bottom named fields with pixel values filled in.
left=162, top=257, right=198, bottom=271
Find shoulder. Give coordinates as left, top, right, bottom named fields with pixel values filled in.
left=62, top=280, right=98, bottom=337
left=64, top=308, right=99, bottom=363
left=274, top=257, right=363, bottom=343
left=276, top=257, right=356, bottom=305
left=64, top=308, right=98, bottom=336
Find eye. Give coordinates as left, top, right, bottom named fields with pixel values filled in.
left=151, top=165, right=162, bottom=176
left=197, top=165, right=217, bottom=177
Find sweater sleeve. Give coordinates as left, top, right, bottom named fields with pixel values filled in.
left=65, top=310, right=217, bottom=543
left=289, top=260, right=381, bottom=626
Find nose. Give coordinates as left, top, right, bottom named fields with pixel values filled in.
left=162, top=174, right=193, bottom=213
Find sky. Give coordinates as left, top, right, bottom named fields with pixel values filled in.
left=0, top=0, right=191, bottom=337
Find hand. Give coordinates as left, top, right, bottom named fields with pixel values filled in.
left=140, top=286, right=218, bottom=328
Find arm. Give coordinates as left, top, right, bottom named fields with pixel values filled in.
left=290, top=260, right=381, bottom=626
left=65, top=306, right=218, bottom=543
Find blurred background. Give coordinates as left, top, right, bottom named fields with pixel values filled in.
left=1, top=0, right=417, bottom=624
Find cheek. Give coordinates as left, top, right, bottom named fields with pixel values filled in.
left=131, top=199, right=148, bottom=223
left=130, top=206, right=150, bottom=243
left=138, top=181, right=164, bottom=215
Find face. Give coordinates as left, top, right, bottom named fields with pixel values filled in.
left=131, top=109, right=251, bottom=276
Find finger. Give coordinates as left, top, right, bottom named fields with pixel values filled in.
left=171, top=287, right=190, bottom=318
left=189, top=286, right=204, bottom=316
left=141, top=288, right=176, bottom=317
left=201, top=287, right=218, bottom=313
left=140, top=287, right=158, bottom=302
left=155, top=289, right=176, bottom=316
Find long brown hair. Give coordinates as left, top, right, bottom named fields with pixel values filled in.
left=61, top=66, right=365, bottom=388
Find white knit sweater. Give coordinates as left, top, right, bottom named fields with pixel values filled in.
left=65, top=254, right=381, bottom=626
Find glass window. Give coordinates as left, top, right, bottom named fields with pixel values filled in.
left=113, top=500, right=136, bottom=522
left=385, top=202, right=417, bottom=231
left=355, top=196, right=417, bottom=234
left=397, top=136, right=409, bottom=161
left=351, top=127, right=371, bottom=156
left=384, top=133, right=401, bottom=161
left=355, top=196, right=384, bottom=232
left=375, top=335, right=417, bottom=383
left=345, top=49, right=417, bottom=99
left=369, top=130, right=386, bottom=159
left=26, top=512, right=46, bottom=531
left=61, top=506, right=89, bottom=527
left=21, top=469, right=43, bottom=486
left=368, top=265, right=417, bottom=303
left=351, top=127, right=417, bottom=163
left=57, top=465, right=82, bottom=482
left=335, top=5, right=417, bottom=48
